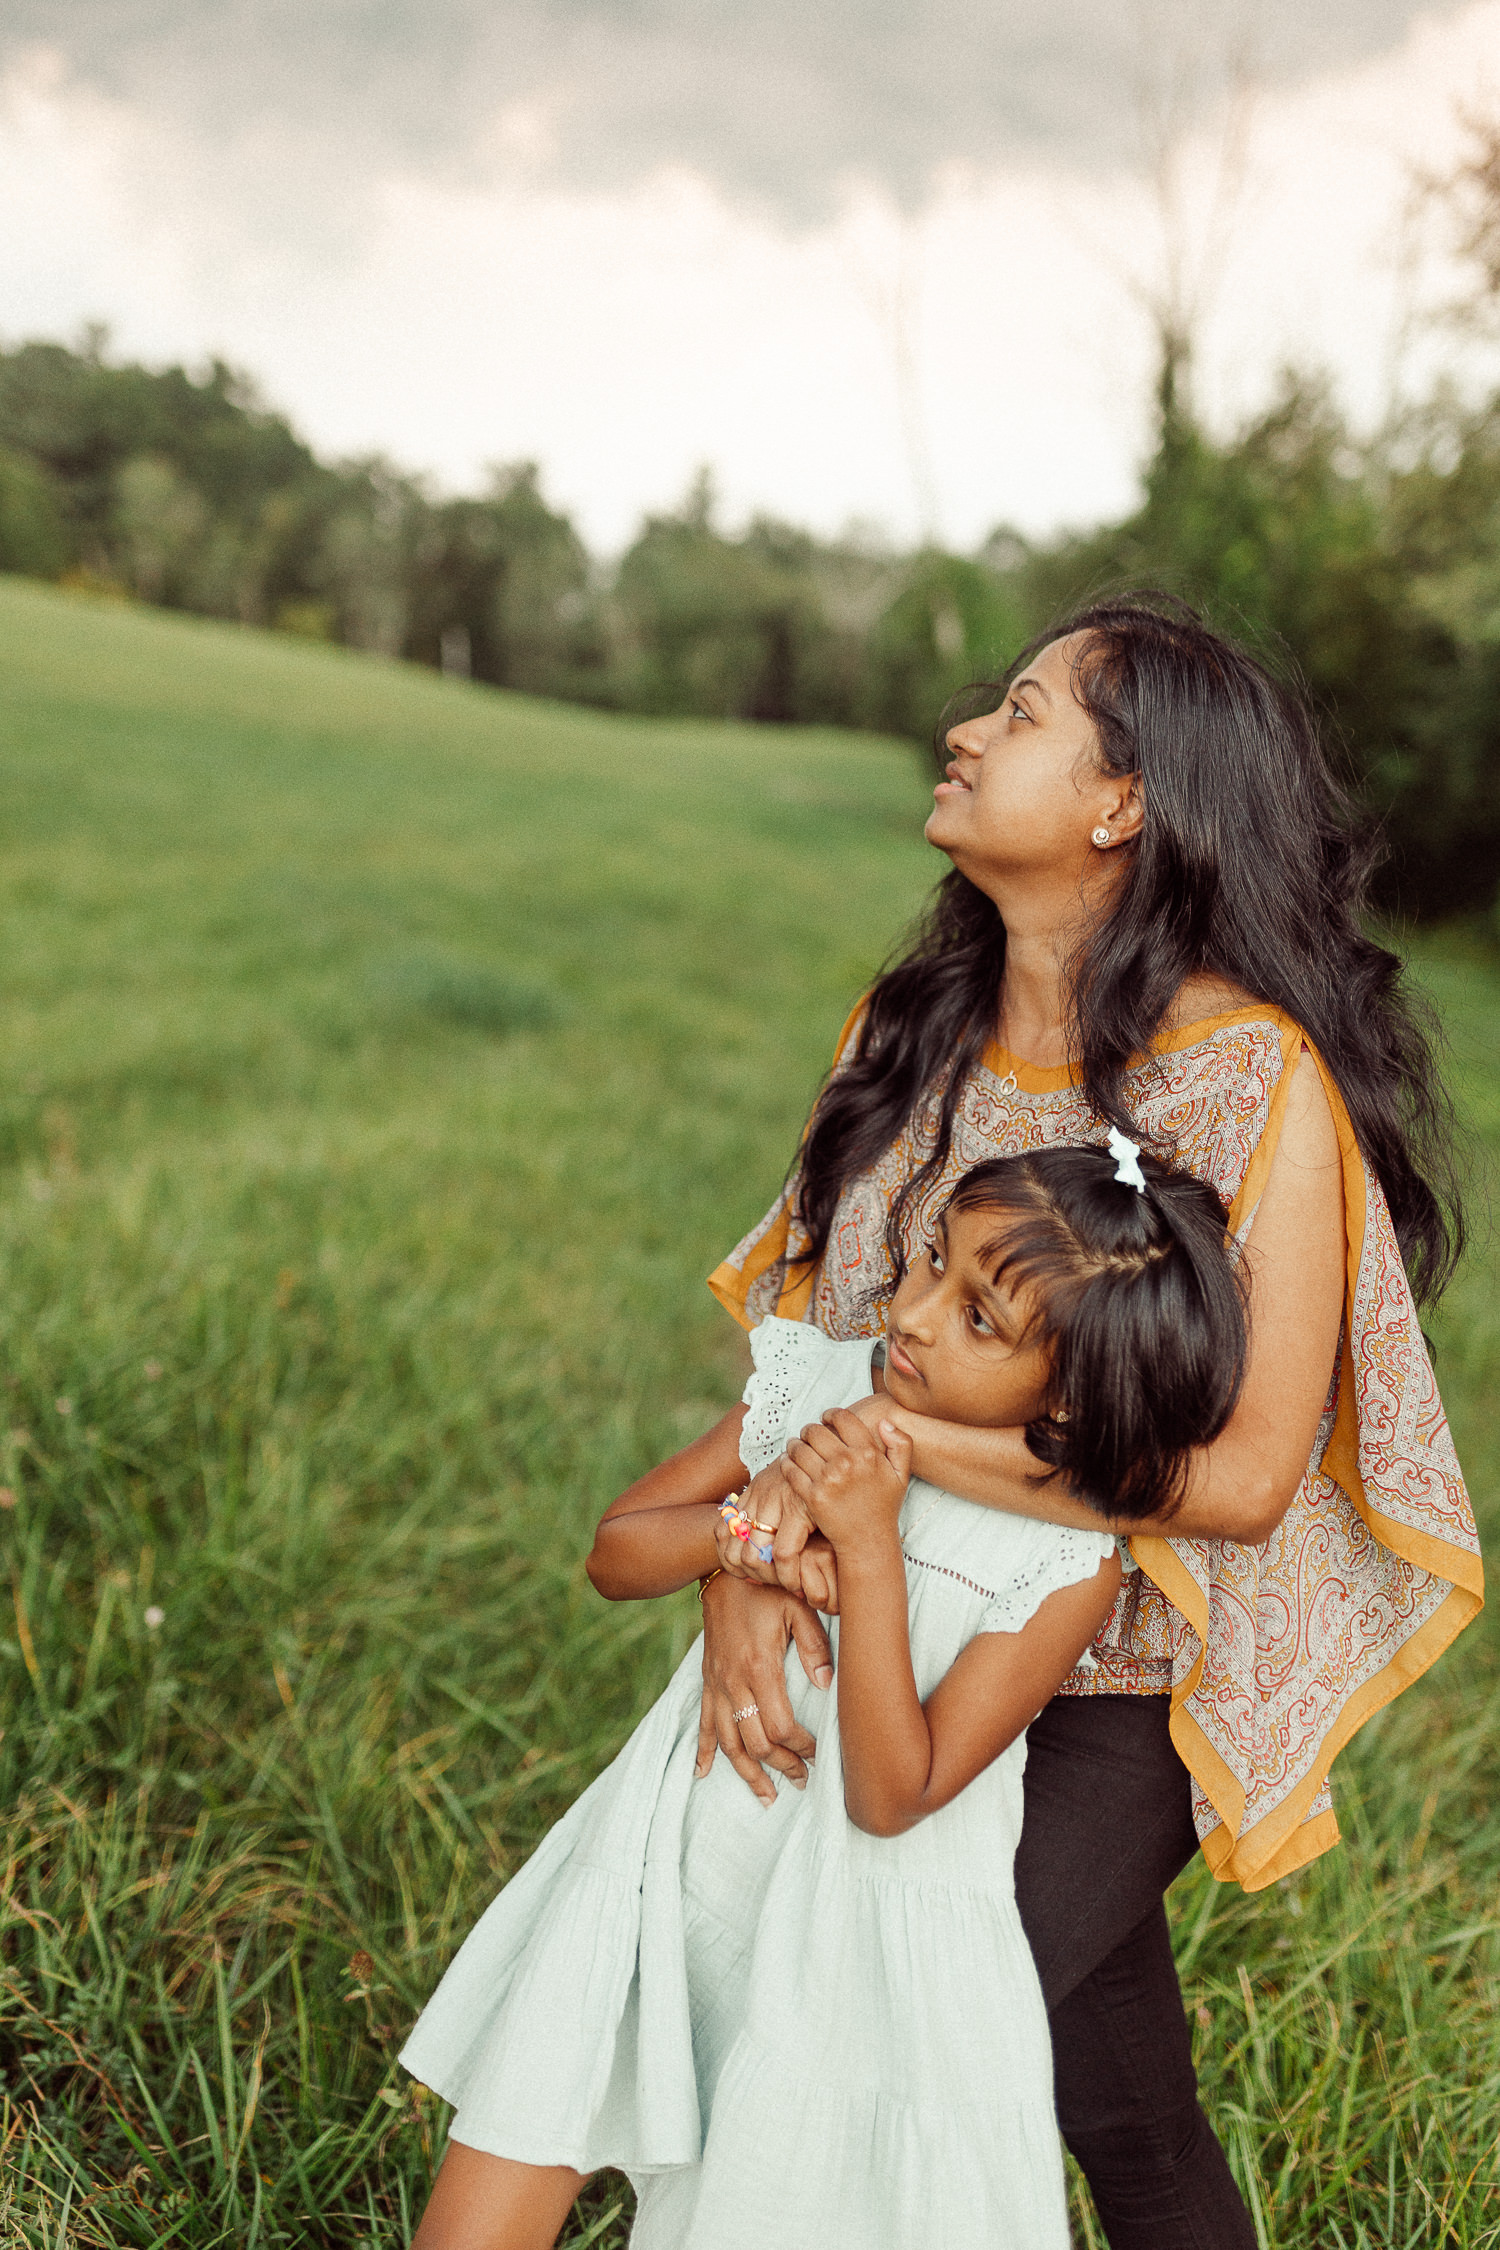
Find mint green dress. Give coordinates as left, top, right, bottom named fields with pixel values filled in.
left=400, top=1316, right=1116, bottom=2248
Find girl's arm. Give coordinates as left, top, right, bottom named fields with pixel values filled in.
left=586, top=1407, right=750, bottom=1599
left=587, top=1405, right=842, bottom=1606
left=785, top=1410, right=1120, bottom=1836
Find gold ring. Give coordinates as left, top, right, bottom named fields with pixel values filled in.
left=747, top=1518, right=777, bottom=1536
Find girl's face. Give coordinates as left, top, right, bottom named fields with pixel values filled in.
left=882, top=1203, right=1052, bottom=1429
left=923, top=633, right=1132, bottom=889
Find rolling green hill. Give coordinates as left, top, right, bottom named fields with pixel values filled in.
left=0, top=577, right=1495, bottom=2247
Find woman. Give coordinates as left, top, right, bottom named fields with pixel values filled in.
left=698, top=597, right=1482, bottom=2249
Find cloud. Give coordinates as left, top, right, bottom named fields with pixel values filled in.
left=2, top=0, right=1494, bottom=551
left=3, top=0, right=1464, bottom=224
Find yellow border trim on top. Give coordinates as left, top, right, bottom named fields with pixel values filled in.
left=981, top=1000, right=1307, bottom=1096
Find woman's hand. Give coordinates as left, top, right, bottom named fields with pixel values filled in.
left=784, top=1409, right=912, bottom=1554
left=695, top=1573, right=835, bottom=1805
left=796, top=1534, right=840, bottom=1613
left=843, top=1390, right=923, bottom=1449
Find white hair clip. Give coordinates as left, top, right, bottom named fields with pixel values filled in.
left=1106, top=1124, right=1148, bottom=1194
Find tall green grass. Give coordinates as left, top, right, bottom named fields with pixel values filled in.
left=0, top=578, right=1494, bottom=2247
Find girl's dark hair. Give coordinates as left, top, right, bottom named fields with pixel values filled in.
left=794, top=594, right=1463, bottom=1310
left=937, top=1147, right=1247, bottom=1522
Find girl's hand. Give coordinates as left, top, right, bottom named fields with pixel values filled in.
left=732, top=1454, right=823, bottom=1596
left=712, top=1461, right=792, bottom=1583
left=712, top=1493, right=840, bottom=1610
left=695, top=1574, right=834, bottom=1804
left=784, top=1408, right=912, bottom=1552
left=712, top=1504, right=772, bottom=1583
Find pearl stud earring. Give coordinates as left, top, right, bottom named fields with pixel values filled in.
left=1091, top=826, right=1110, bottom=847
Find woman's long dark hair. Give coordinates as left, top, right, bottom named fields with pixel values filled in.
left=941, top=1147, right=1248, bottom=1522
left=795, top=594, right=1464, bottom=1308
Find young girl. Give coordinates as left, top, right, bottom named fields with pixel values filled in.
left=401, top=1135, right=1249, bottom=2250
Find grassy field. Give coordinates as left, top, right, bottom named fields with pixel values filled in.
left=0, top=574, right=1495, bottom=2249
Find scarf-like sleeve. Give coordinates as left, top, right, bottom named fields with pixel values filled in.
left=1132, top=1027, right=1483, bottom=1889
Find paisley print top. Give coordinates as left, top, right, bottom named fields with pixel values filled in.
left=708, top=1003, right=1483, bottom=1891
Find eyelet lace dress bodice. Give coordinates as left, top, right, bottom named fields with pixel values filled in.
left=737, top=1314, right=862, bottom=1476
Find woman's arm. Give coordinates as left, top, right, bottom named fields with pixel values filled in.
left=586, top=1406, right=750, bottom=1599
left=592, top=1402, right=837, bottom=1800
left=885, top=1054, right=1347, bottom=1545
left=785, top=1410, right=1121, bottom=1835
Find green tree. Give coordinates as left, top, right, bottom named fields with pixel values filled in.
left=613, top=474, right=870, bottom=724
left=863, top=547, right=1028, bottom=740
left=112, top=455, right=209, bottom=604
left=402, top=463, right=602, bottom=696
left=1378, top=395, right=1500, bottom=913
left=312, top=462, right=419, bottom=659
left=0, top=441, right=67, bottom=576
left=0, top=338, right=320, bottom=591
left=1016, top=366, right=1468, bottom=914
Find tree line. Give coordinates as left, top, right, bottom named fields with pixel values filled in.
left=0, top=334, right=1025, bottom=740
left=4, top=126, right=1500, bottom=921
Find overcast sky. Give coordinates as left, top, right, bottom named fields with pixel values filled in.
left=3, top=0, right=1497, bottom=546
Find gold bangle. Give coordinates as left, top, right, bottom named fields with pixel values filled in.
left=697, top=1568, right=724, bottom=1602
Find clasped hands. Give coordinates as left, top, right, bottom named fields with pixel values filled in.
left=712, top=1392, right=913, bottom=1611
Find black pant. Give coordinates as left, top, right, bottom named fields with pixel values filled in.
left=1014, top=1695, right=1258, bottom=2250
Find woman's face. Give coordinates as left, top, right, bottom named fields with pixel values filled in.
left=924, top=633, right=1126, bottom=891
left=882, top=1204, right=1052, bottom=1430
